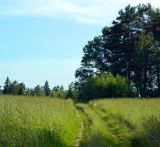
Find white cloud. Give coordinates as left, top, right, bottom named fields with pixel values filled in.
left=0, top=0, right=160, bottom=25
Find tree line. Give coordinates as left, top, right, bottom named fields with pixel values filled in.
left=68, top=3, right=160, bottom=100
left=1, top=77, right=68, bottom=98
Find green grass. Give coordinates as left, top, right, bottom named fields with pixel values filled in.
left=0, top=96, right=80, bottom=147
left=0, top=96, right=160, bottom=147
left=77, top=98, right=160, bottom=147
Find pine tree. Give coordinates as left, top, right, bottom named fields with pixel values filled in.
left=75, top=4, right=160, bottom=98
left=34, top=85, right=40, bottom=96
left=3, top=77, right=11, bottom=95
left=10, top=80, right=19, bottom=95
left=18, top=83, right=25, bottom=95
left=134, top=32, right=157, bottom=97
left=44, top=81, right=50, bottom=96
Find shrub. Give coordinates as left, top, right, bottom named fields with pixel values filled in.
left=80, top=72, right=130, bottom=100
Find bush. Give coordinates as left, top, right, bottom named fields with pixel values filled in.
left=80, top=72, right=130, bottom=100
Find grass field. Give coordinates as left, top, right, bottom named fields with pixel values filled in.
left=0, top=96, right=80, bottom=147
left=0, top=96, right=160, bottom=147
left=77, top=98, right=160, bottom=147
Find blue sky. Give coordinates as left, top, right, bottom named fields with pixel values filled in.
left=0, top=0, right=159, bottom=89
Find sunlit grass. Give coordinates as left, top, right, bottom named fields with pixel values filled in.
left=1, top=96, right=160, bottom=147
left=0, top=96, right=80, bottom=147
left=77, top=98, right=160, bottom=147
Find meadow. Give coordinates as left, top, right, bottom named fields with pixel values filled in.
left=0, top=96, right=160, bottom=147
left=0, top=96, right=80, bottom=147
left=77, top=98, right=160, bottom=147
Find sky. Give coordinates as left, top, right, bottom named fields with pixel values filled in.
left=0, top=0, right=159, bottom=89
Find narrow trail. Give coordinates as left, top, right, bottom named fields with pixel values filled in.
left=75, top=104, right=107, bottom=147
left=75, top=103, right=135, bottom=147
left=75, top=110, right=84, bottom=147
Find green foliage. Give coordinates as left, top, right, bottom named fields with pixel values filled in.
left=3, top=77, right=11, bottom=95
left=80, top=73, right=130, bottom=100
left=67, top=82, right=79, bottom=101
left=34, top=85, right=45, bottom=96
left=9, top=80, right=19, bottom=95
left=25, top=88, right=34, bottom=96
left=18, top=83, right=26, bottom=95
left=3, top=77, right=26, bottom=96
left=76, top=4, right=160, bottom=98
left=44, top=81, right=51, bottom=96
left=1, top=78, right=67, bottom=98
left=134, top=32, right=158, bottom=97
left=50, top=85, right=67, bottom=99
left=0, top=96, right=80, bottom=147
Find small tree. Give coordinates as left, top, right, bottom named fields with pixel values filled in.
left=50, top=85, right=67, bottom=99
left=34, top=85, right=40, bottom=96
left=18, top=83, right=25, bottom=95
left=0, top=86, right=2, bottom=94
left=3, top=77, right=11, bottom=95
left=67, top=82, right=79, bottom=100
left=9, top=80, right=19, bottom=95
left=44, top=81, right=50, bottom=96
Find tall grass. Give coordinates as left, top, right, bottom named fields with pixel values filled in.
left=1, top=96, right=160, bottom=147
left=76, top=104, right=117, bottom=147
left=89, top=98, right=160, bottom=147
left=0, top=96, right=80, bottom=147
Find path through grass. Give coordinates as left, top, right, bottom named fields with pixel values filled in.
left=76, top=99, right=160, bottom=147
left=0, top=96, right=160, bottom=147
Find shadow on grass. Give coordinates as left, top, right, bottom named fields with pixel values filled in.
left=131, top=116, right=160, bottom=147
left=80, top=116, right=160, bottom=147
left=80, top=134, right=119, bottom=147
left=37, top=129, right=67, bottom=147
left=0, top=128, right=68, bottom=147
left=99, top=108, right=135, bottom=130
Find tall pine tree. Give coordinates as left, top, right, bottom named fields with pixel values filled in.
left=3, top=77, right=11, bottom=95
left=44, top=81, right=50, bottom=96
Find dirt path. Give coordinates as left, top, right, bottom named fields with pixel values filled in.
left=76, top=110, right=84, bottom=147
left=75, top=103, right=134, bottom=147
